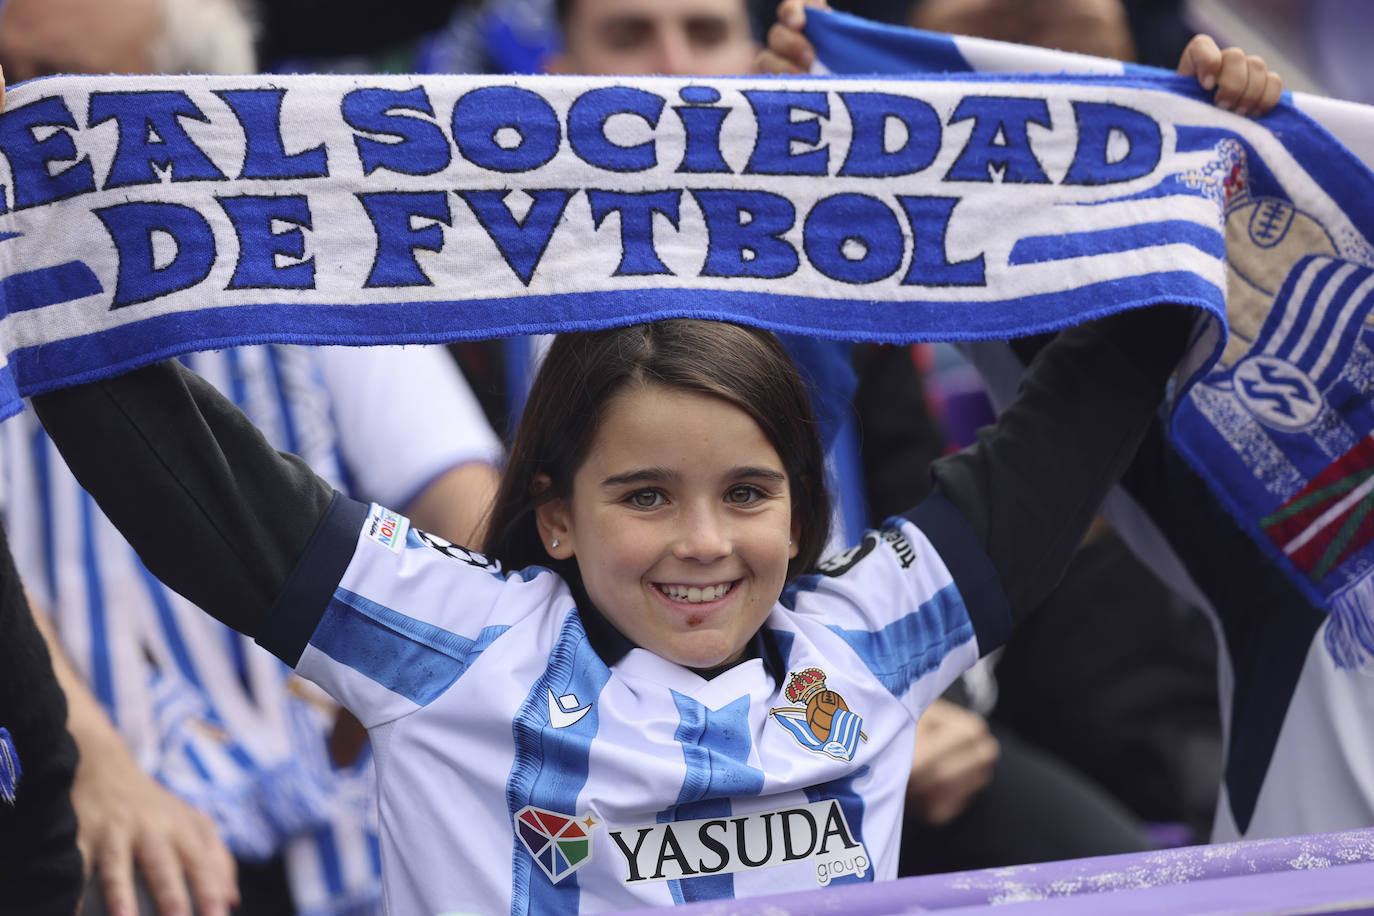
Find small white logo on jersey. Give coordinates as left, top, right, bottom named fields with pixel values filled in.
left=547, top=689, right=592, bottom=728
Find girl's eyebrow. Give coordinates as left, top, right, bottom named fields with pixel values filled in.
left=600, top=467, right=676, bottom=488
left=731, top=466, right=787, bottom=482
left=600, top=466, right=787, bottom=488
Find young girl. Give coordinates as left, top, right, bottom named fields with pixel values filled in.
left=31, top=308, right=1185, bottom=913
left=21, top=51, right=1276, bottom=916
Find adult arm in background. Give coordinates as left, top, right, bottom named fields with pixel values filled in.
left=906, top=698, right=999, bottom=826
left=314, top=346, right=501, bottom=549
left=27, top=607, right=237, bottom=916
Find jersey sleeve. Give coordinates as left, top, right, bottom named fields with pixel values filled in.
left=782, top=498, right=1005, bottom=715
left=263, top=501, right=567, bottom=728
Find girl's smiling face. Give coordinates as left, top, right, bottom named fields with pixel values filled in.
left=537, top=380, right=800, bottom=670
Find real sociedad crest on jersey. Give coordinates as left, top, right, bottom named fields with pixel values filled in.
left=770, top=668, right=867, bottom=761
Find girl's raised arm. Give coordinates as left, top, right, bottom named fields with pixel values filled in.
left=32, top=360, right=336, bottom=639
left=925, top=305, right=1195, bottom=634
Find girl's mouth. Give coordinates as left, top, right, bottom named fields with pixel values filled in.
left=654, top=581, right=737, bottom=604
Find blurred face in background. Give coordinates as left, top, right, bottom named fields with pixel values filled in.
left=0, top=0, right=254, bottom=82
left=551, top=0, right=757, bottom=76
left=909, top=0, right=1136, bottom=61
left=0, top=0, right=162, bottom=81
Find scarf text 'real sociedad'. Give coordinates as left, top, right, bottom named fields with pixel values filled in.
left=10, top=64, right=1356, bottom=409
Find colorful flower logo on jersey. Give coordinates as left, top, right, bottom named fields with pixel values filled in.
left=514, top=805, right=598, bottom=884
left=769, top=667, right=867, bottom=761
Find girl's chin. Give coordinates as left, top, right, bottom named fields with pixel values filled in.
left=665, top=637, right=750, bottom=673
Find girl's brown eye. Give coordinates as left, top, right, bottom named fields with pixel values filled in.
left=726, top=485, right=763, bottom=504
left=628, top=489, right=664, bottom=508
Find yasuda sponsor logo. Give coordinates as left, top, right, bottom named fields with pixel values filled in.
left=609, top=798, right=868, bottom=887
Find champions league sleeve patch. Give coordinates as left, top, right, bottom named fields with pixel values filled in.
left=815, top=527, right=917, bottom=577
left=409, top=527, right=499, bottom=571
left=364, top=503, right=408, bottom=553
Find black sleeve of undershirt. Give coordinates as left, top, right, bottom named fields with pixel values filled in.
left=30, top=360, right=336, bottom=639
left=924, top=305, right=1196, bottom=647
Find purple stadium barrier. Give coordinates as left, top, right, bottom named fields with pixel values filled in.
left=620, top=828, right=1374, bottom=915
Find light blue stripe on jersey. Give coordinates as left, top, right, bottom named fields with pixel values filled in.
left=139, top=563, right=206, bottom=688
left=367, top=833, right=381, bottom=878
left=219, top=349, right=255, bottom=692
left=138, top=563, right=257, bottom=772
left=315, top=826, right=345, bottom=896
left=29, top=426, right=57, bottom=602
left=222, top=349, right=249, bottom=405
left=265, top=347, right=302, bottom=455
left=183, top=742, right=213, bottom=782
left=826, top=584, right=973, bottom=698
left=310, top=588, right=508, bottom=706
left=508, top=610, right=611, bottom=916
left=804, top=766, right=872, bottom=886
left=661, top=692, right=765, bottom=903
left=79, top=490, right=116, bottom=710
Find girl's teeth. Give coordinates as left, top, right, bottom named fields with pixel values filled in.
left=661, top=583, right=730, bottom=603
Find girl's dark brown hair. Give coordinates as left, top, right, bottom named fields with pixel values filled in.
left=484, top=320, right=830, bottom=587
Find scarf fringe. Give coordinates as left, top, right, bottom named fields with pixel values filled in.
left=1326, top=580, right=1374, bottom=673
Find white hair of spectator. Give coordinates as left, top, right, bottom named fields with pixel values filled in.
left=151, top=0, right=258, bottom=74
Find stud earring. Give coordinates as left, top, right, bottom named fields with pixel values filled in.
left=551, top=538, right=560, bottom=549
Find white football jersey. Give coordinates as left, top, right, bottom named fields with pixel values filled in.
left=263, top=498, right=1002, bottom=915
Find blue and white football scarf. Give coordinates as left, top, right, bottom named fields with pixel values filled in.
left=3, top=8, right=1374, bottom=709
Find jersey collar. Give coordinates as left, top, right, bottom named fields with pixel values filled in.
left=576, top=599, right=787, bottom=690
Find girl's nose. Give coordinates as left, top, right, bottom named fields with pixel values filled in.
left=673, top=505, right=731, bottom=561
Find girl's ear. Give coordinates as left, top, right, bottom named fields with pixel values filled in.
left=532, top=473, right=575, bottom=559
left=789, top=516, right=801, bottom=560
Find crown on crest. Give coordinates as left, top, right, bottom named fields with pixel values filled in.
left=785, top=667, right=828, bottom=704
